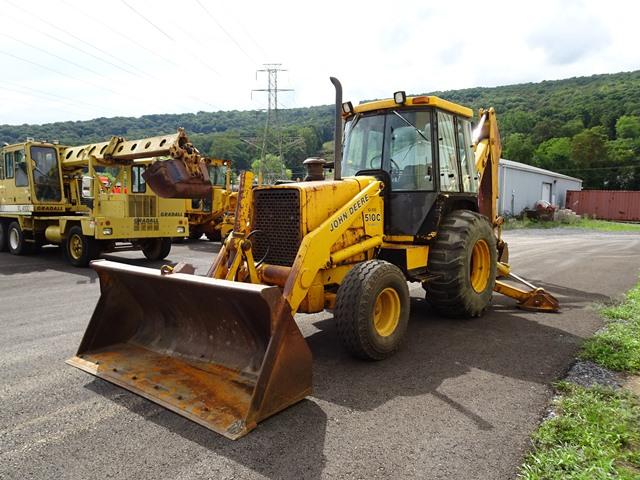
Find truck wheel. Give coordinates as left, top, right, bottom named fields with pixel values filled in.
left=7, top=222, right=29, bottom=255
left=142, top=238, right=172, bottom=261
left=65, top=225, right=99, bottom=267
left=424, top=210, right=496, bottom=318
left=335, top=260, right=410, bottom=360
left=0, top=222, right=7, bottom=252
left=205, top=231, right=221, bottom=242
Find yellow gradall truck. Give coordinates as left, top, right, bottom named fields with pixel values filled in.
left=0, top=131, right=191, bottom=267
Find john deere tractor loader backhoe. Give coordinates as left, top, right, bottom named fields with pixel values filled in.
left=67, top=78, right=558, bottom=439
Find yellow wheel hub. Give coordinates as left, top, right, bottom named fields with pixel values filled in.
left=373, top=287, right=401, bottom=337
left=69, top=234, right=84, bottom=260
left=470, top=238, right=491, bottom=293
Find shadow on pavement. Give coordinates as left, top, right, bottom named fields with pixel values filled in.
left=85, top=379, right=327, bottom=480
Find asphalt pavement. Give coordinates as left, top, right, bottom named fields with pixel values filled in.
left=1, top=229, right=639, bottom=479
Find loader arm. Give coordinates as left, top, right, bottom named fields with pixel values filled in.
left=473, top=108, right=559, bottom=312
left=472, top=108, right=502, bottom=226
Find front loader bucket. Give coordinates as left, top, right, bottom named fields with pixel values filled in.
left=66, top=260, right=312, bottom=439
left=143, top=159, right=212, bottom=198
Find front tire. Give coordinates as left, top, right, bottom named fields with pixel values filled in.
left=424, top=210, right=496, bottom=318
left=335, top=260, right=410, bottom=360
left=65, top=225, right=99, bottom=267
left=142, top=238, right=172, bottom=261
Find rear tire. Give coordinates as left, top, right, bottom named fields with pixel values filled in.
left=0, top=221, right=7, bottom=252
left=424, top=210, right=496, bottom=318
left=335, top=260, right=410, bottom=360
left=8, top=221, right=28, bottom=255
left=142, top=238, right=172, bottom=261
left=65, top=225, right=99, bottom=267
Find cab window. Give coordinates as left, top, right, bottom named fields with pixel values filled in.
left=437, top=111, right=461, bottom=192
left=386, top=110, right=433, bottom=191
left=15, top=150, right=28, bottom=187
left=132, top=165, right=146, bottom=193
left=5, top=152, right=14, bottom=179
left=31, top=146, right=62, bottom=201
left=342, top=114, right=385, bottom=176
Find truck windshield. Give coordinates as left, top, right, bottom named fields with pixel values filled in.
left=208, top=165, right=227, bottom=187
left=342, top=109, right=434, bottom=191
left=30, top=146, right=62, bottom=202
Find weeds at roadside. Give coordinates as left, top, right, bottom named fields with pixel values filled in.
left=520, top=280, right=640, bottom=479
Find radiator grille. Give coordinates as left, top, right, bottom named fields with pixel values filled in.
left=253, top=189, right=301, bottom=266
left=127, top=195, right=157, bottom=217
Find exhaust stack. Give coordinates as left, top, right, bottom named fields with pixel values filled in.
left=330, top=77, right=343, bottom=180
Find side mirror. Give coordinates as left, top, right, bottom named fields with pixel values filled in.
left=81, top=175, right=94, bottom=199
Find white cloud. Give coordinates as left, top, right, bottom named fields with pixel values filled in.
left=0, top=0, right=637, bottom=125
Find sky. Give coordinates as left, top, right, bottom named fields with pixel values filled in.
left=0, top=0, right=638, bottom=125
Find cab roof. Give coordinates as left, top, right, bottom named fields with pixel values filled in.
left=352, top=95, right=473, bottom=118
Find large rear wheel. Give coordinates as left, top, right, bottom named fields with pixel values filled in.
left=65, top=225, right=100, bottom=267
left=424, top=210, right=496, bottom=318
left=8, top=221, right=29, bottom=255
left=142, top=238, right=172, bottom=261
left=335, top=260, right=410, bottom=360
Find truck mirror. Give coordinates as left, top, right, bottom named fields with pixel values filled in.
left=81, top=175, right=94, bottom=199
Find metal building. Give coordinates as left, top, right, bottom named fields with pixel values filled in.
left=498, top=159, right=582, bottom=216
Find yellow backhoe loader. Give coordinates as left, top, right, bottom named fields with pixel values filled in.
left=67, top=78, right=559, bottom=439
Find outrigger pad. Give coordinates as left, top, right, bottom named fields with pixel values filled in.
left=67, top=260, right=313, bottom=439
left=143, top=159, right=212, bottom=198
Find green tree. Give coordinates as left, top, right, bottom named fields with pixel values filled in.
left=570, top=126, right=609, bottom=188
left=251, top=154, right=292, bottom=184
left=615, top=115, right=640, bottom=139
left=533, top=137, right=572, bottom=171
left=502, top=133, right=535, bottom=163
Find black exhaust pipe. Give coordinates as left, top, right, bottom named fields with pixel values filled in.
left=330, top=77, right=342, bottom=181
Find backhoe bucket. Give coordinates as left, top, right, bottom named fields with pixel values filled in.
left=66, top=260, right=312, bottom=439
left=143, top=159, right=213, bottom=198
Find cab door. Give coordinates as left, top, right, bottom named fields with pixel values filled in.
left=2, top=147, right=32, bottom=207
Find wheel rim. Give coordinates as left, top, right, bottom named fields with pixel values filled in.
left=9, top=228, right=19, bottom=250
left=69, top=234, right=84, bottom=260
left=373, top=287, right=401, bottom=337
left=470, top=239, right=491, bottom=293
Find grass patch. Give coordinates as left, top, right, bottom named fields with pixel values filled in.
left=504, top=217, right=640, bottom=232
left=521, top=281, right=640, bottom=478
left=581, top=283, right=640, bottom=373
left=520, top=382, right=640, bottom=480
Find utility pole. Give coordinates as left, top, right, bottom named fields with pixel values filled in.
left=252, top=63, right=293, bottom=184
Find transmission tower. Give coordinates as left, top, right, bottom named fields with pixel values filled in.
left=252, top=63, right=293, bottom=183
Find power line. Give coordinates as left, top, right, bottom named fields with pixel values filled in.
left=0, top=79, right=118, bottom=113
left=0, top=32, right=105, bottom=78
left=0, top=50, right=122, bottom=96
left=120, top=0, right=174, bottom=41
left=119, top=0, right=222, bottom=78
left=195, top=0, right=256, bottom=65
left=59, top=0, right=181, bottom=69
left=3, top=0, right=146, bottom=79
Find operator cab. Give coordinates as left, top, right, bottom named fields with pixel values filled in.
left=1, top=142, right=64, bottom=205
left=341, top=95, right=479, bottom=236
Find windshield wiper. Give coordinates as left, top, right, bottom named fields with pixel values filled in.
left=392, top=110, right=429, bottom=143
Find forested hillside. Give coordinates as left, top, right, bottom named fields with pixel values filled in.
left=2, top=70, right=639, bottom=188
